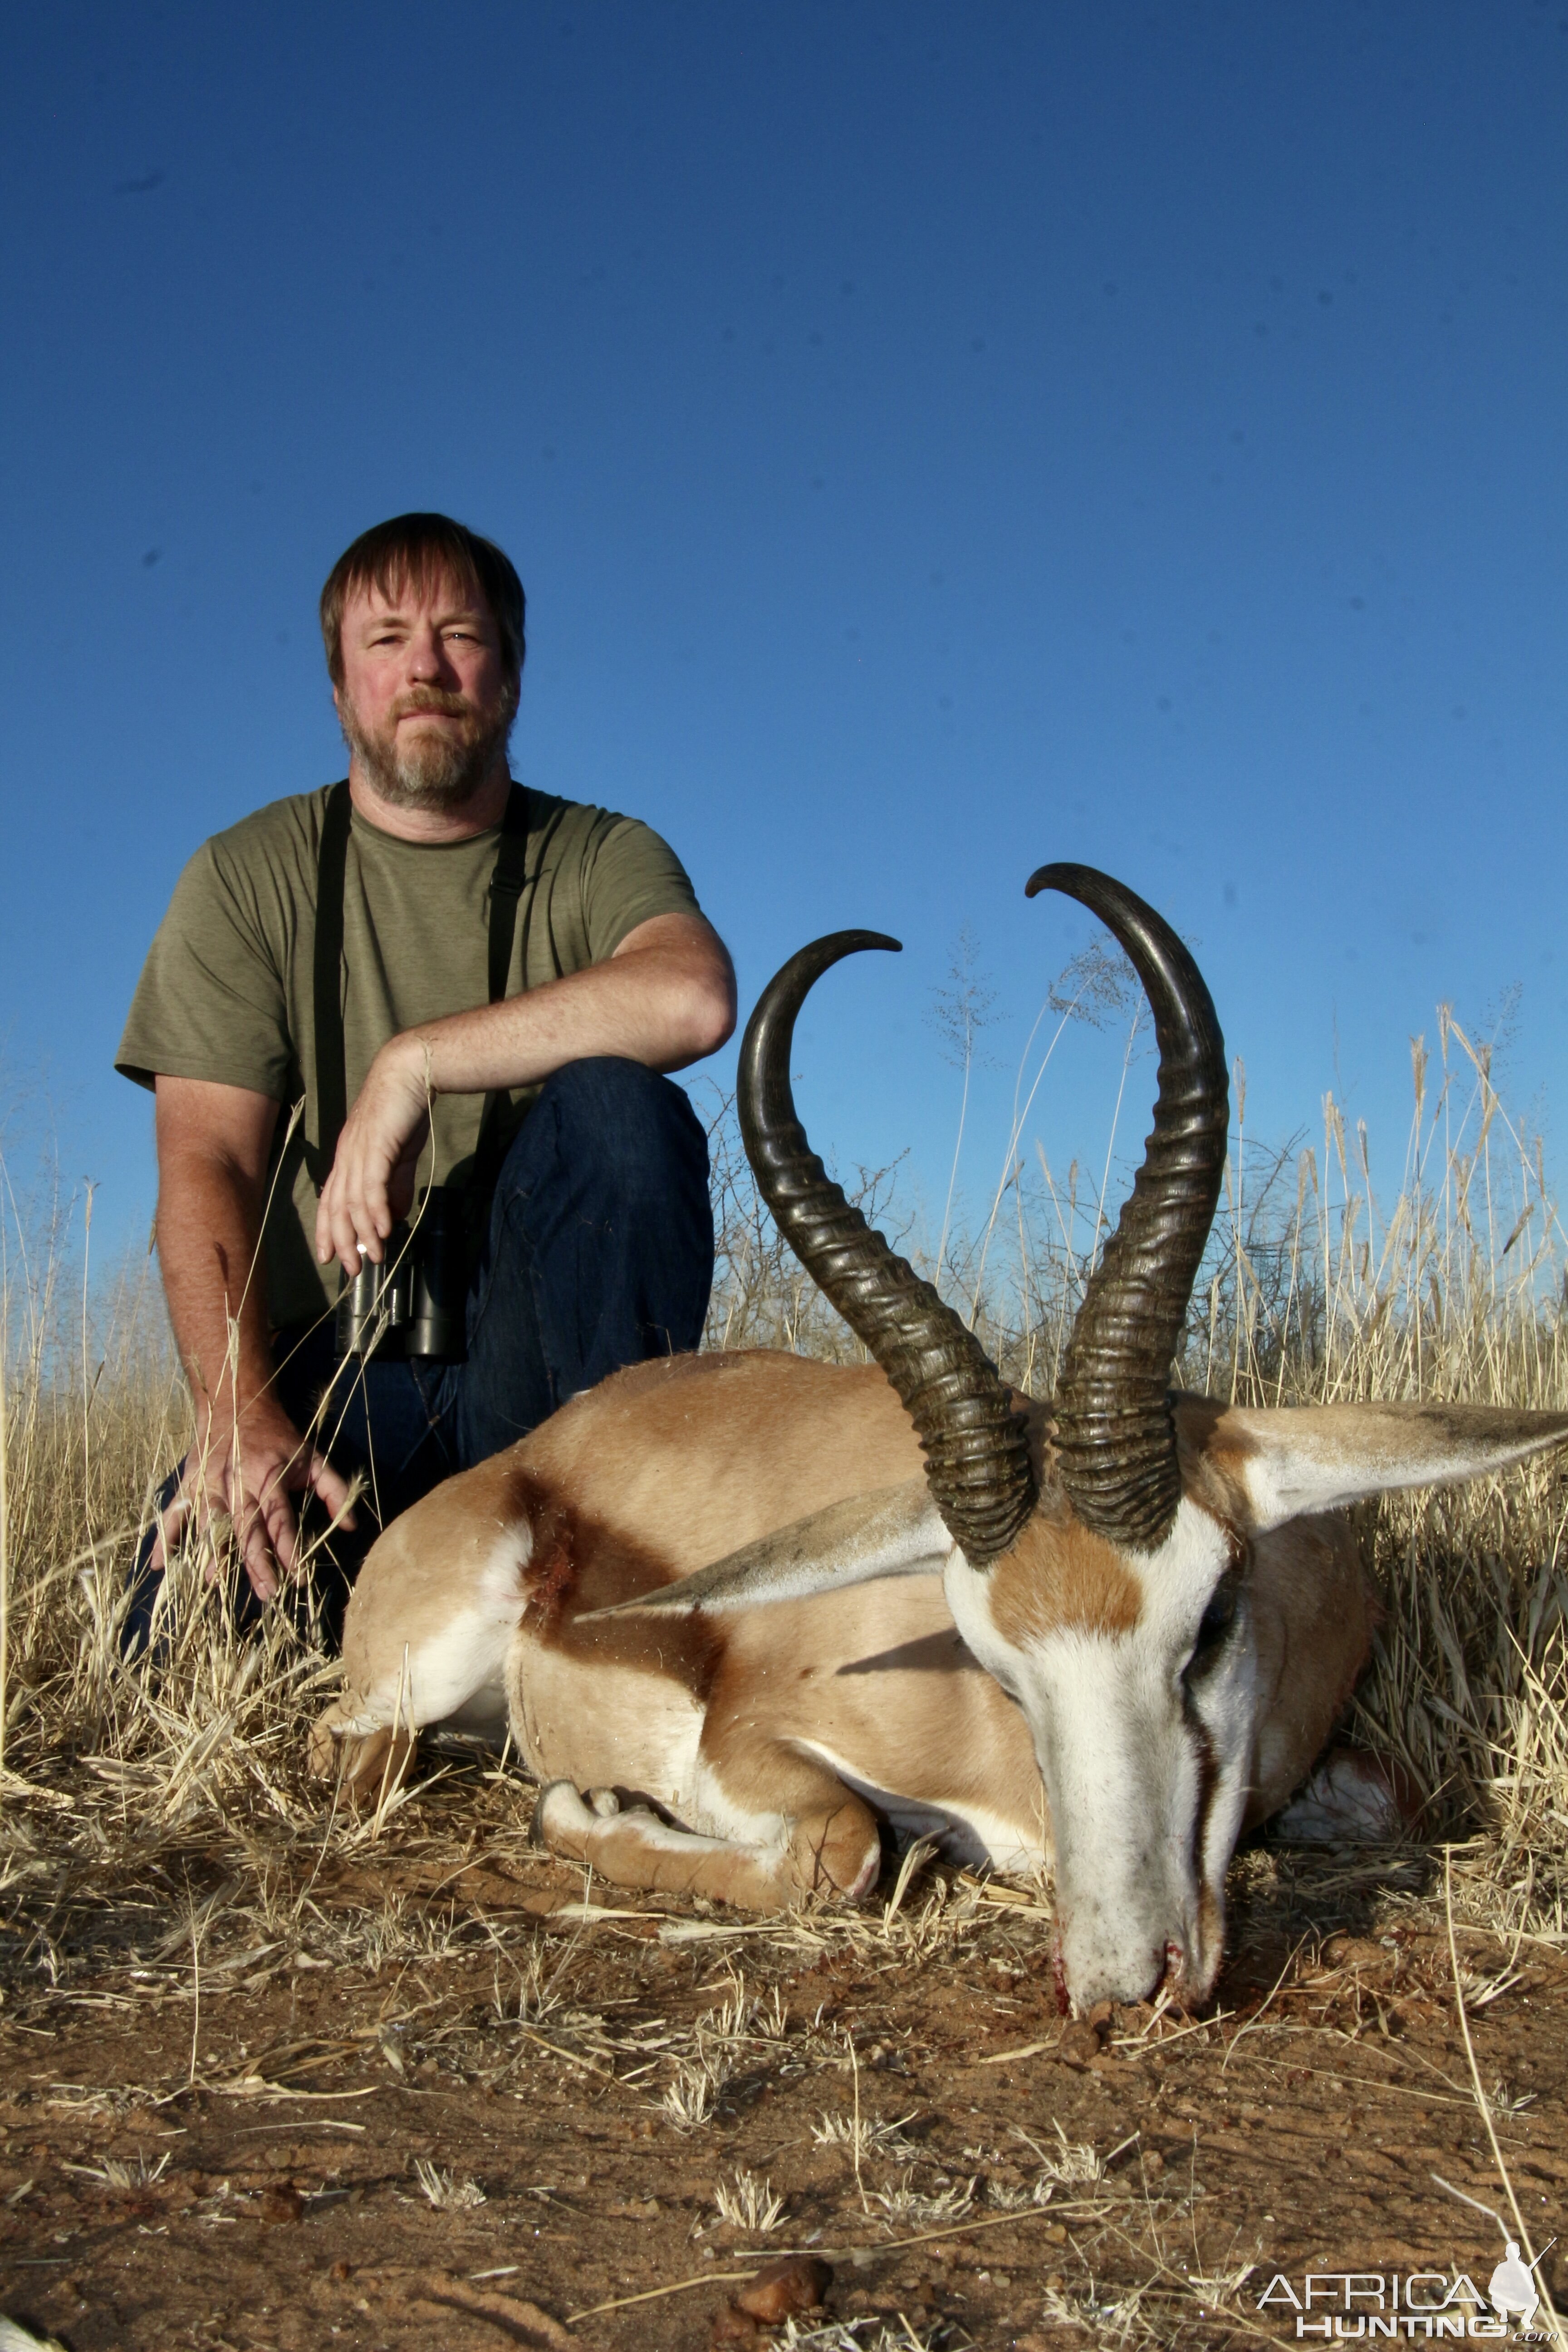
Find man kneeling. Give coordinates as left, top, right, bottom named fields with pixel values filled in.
left=118, top=511, right=734, bottom=1647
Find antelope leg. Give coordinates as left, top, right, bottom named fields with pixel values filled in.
left=533, top=1747, right=882, bottom=1911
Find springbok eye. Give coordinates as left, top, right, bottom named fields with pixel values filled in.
left=1189, top=1575, right=1240, bottom=1667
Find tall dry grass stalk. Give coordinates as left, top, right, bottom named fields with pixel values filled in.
left=1, top=1171, right=181, bottom=1779
left=2, top=1009, right=1566, bottom=1942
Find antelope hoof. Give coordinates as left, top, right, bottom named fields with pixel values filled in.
left=533, top=1779, right=597, bottom=1856
left=534, top=1781, right=648, bottom=1858
left=310, top=1720, right=418, bottom=1805
left=306, top=1715, right=341, bottom=1777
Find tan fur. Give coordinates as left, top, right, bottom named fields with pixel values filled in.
left=511, top=1554, right=1051, bottom=1905
left=988, top=1511, right=1143, bottom=1643
left=312, top=1348, right=1387, bottom=1908
left=522, top=1351, right=927, bottom=1571
left=1172, top=1393, right=1256, bottom=1525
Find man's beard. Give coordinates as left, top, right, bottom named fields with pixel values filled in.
left=338, top=683, right=517, bottom=811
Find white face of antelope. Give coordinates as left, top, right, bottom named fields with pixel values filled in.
left=943, top=1490, right=1256, bottom=2011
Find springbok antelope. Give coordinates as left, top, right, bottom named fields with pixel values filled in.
left=311, top=865, right=1568, bottom=2010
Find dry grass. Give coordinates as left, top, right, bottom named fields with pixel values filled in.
left=712, top=2165, right=787, bottom=2233
left=410, top=2154, right=485, bottom=2211
left=1, top=1006, right=1566, bottom=2041
left=5, top=1011, right=1568, bottom=1940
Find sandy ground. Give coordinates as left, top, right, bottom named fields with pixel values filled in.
left=2, top=1763, right=1564, bottom=2351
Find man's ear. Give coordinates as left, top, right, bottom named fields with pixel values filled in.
left=577, top=1480, right=952, bottom=1621
left=1177, top=1396, right=1568, bottom=1536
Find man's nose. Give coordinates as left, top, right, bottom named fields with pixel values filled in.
left=407, top=627, right=456, bottom=681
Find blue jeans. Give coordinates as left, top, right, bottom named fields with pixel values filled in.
left=124, top=1057, right=713, bottom=1653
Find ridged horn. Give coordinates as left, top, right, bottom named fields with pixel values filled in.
left=739, top=931, right=1036, bottom=1568
left=1026, top=864, right=1228, bottom=1553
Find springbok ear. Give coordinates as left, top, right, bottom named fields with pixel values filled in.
left=1182, top=1398, right=1568, bottom=1536
left=576, top=1480, right=952, bottom=1622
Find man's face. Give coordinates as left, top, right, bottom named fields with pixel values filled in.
left=333, top=568, right=517, bottom=810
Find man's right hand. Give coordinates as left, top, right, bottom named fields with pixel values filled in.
left=149, top=1392, right=357, bottom=1602
left=150, top=1076, right=363, bottom=1603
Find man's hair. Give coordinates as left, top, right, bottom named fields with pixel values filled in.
left=319, top=513, right=526, bottom=687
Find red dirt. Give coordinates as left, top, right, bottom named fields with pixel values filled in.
left=3, top=1775, right=1564, bottom=2349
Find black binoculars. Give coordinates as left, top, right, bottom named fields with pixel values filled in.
left=334, top=1185, right=469, bottom=1363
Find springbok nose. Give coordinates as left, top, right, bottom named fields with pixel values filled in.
left=1060, top=1932, right=1173, bottom=2013
left=1082, top=1939, right=1182, bottom=2011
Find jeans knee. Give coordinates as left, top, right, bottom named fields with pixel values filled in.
left=533, top=1058, right=708, bottom=1196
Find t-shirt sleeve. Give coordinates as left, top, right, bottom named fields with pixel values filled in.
left=576, top=813, right=705, bottom=961
left=116, top=838, right=296, bottom=1098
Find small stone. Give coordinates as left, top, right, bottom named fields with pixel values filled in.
left=1055, top=2020, right=1102, bottom=2069
left=710, top=2305, right=761, bottom=2342
left=735, top=2255, right=834, bottom=2323
left=708, top=2308, right=761, bottom=2347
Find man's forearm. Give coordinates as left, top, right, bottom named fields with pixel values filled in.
left=156, top=1149, right=277, bottom=1426
left=315, top=913, right=735, bottom=1272
left=149, top=1080, right=353, bottom=1592
left=382, top=916, right=735, bottom=1098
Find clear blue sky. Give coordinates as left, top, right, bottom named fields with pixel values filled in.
left=3, top=1, right=1565, bottom=1260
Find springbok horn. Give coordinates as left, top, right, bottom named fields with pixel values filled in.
left=739, top=931, right=1037, bottom=1568
left=1026, top=864, right=1229, bottom=1553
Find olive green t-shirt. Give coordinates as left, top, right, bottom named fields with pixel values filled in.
left=117, top=784, right=704, bottom=1331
